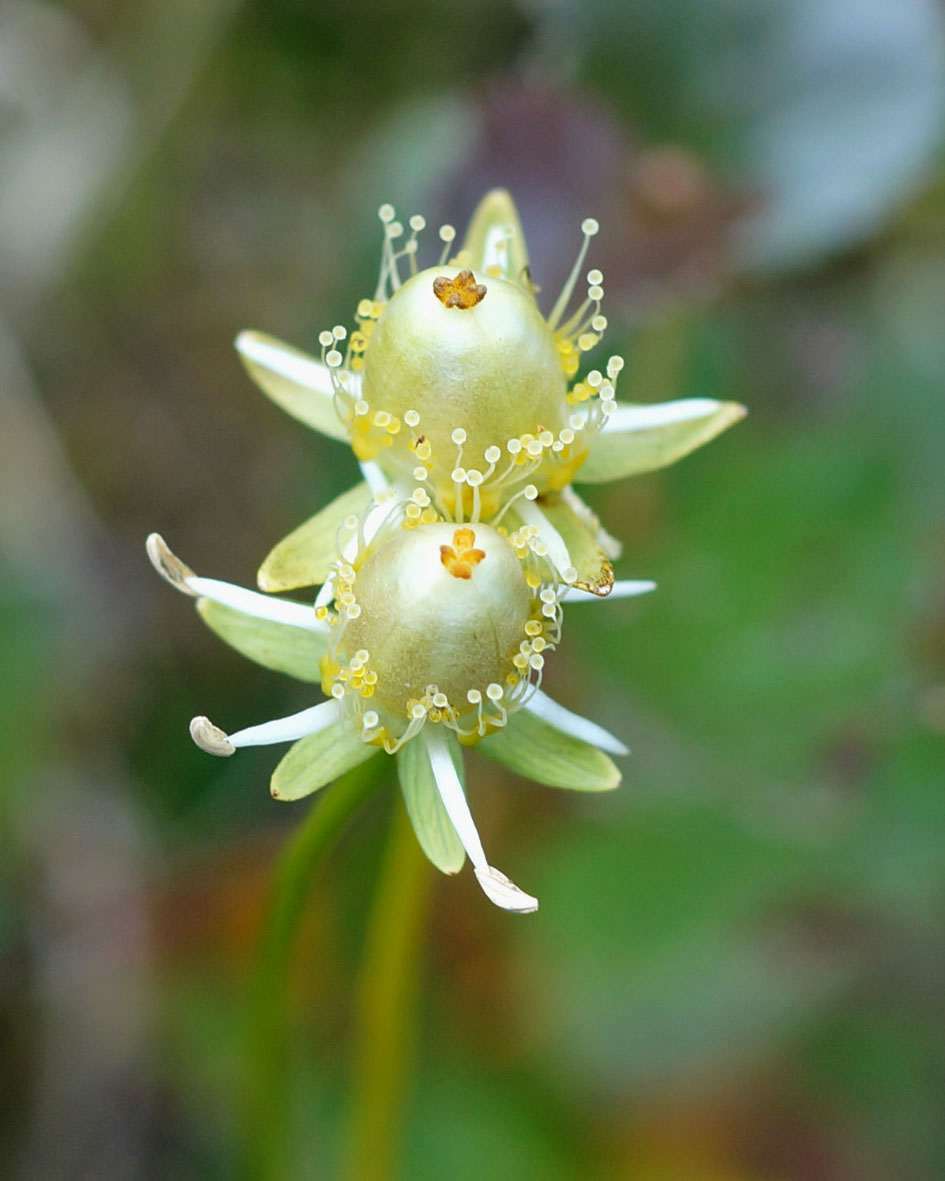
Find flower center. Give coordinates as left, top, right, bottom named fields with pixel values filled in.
left=330, top=522, right=533, bottom=726
left=354, top=265, right=570, bottom=489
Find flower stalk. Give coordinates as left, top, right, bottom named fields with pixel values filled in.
left=240, top=758, right=386, bottom=1181
left=342, top=796, right=432, bottom=1181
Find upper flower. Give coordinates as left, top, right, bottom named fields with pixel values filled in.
left=235, top=190, right=744, bottom=532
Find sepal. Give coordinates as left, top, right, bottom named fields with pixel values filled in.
left=536, top=494, right=614, bottom=595
left=479, top=707, right=621, bottom=791
left=235, top=330, right=349, bottom=441
left=270, top=722, right=379, bottom=800
left=257, top=481, right=370, bottom=592
left=397, top=732, right=466, bottom=874
left=579, top=399, right=746, bottom=483
left=196, top=598, right=327, bottom=682
left=460, top=188, right=532, bottom=292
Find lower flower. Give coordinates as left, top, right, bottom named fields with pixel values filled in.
left=147, top=488, right=654, bottom=913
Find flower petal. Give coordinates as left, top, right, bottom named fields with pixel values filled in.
left=257, top=482, right=371, bottom=592
left=397, top=732, right=465, bottom=874
left=194, top=698, right=341, bottom=753
left=578, top=399, right=746, bottom=483
left=270, top=718, right=380, bottom=801
left=196, top=599, right=327, bottom=682
left=460, top=188, right=532, bottom=291
left=147, top=533, right=328, bottom=631
left=524, top=688, right=628, bottom=756
left=479, top=707, right=621, bottom=791
left=423, top=727, right=538, bottom=913
left=235, top=330, right=350, bottom=441
left=563, top=580, right=656, bottom=602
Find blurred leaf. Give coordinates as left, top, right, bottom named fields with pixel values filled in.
left=738, top=0, right=945, bottom=269
left=520, top=803, right=842, bottom=1091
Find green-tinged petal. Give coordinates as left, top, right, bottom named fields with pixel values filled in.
left=461, top=188, right=532, bottom=292
left=270, top=721, right=379, bottom=801
left=396, top=731, right=465, bottom=874
left=235, top=330, right=349, bottom=441
left=578, top=399, right=746, bottom=483
left=258, top=482, right=370, bottom=592
left=479, top=708, right=621, bottom=791
left=196, top=598, right=326, bottom=682
left=537, top=494, right=614, bottom=595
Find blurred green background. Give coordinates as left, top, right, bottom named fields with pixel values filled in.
left=2, top=1, right=945, bottom=1177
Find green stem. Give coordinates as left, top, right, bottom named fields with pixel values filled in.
left=240, top=758, right=385, bottom=1181
left=342, top=795, right=432, bottom=1181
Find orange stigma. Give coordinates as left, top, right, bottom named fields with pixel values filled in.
left=433, top=269, right=487, bottom=309
left=440, top=527, right=486, bottom=579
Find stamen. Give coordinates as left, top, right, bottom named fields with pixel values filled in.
left=547, top=216, right=599, bottom=331
left=437, top=224, right=456, bottom=265
left=147, top=534, right=328, bottom=632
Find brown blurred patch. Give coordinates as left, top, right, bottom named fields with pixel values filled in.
left=439, top=81, right=752, bottom=318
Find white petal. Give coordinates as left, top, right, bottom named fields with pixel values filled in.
left=193, top=698, right=341, bottom=755
left=147, top=534, right=328, bottom=633
left=474, top=867, right=540, bottom=914
left=563, top=579, right=656, bottom=601
left=423, top=727, right=538, bottom=914
left=236, top=330, right=334, bottom=395
left=515, top=499, right=574, bottom=580
left=524, top=688, right=629, bottom=756
left=601, top=398, right=725, bottom=432
left=359, top=460, right=390, bottom=495
left=579, top=398, right=746, bottom=484
left=187, top=576, right=327, bottom=632
left=234, top=330, right=351, bottom=441
left=340, top=484, right=404, bottom=563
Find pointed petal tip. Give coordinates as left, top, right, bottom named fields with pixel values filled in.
left=190, top=715, right=235, bottom=756
left=233, top=328, right=260, bottom=355
left=474, top=866, right=539, bottom=914
left=147, top=533, right=197, bottom=594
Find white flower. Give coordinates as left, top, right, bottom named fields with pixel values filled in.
left=147, top=190, right=744, bottom=914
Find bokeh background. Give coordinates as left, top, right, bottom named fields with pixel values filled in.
left=2, top=1, right=945, bottom=1177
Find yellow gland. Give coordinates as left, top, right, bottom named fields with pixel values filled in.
left=358, top=265, right=569, bottom=480
left=339, top=522, right=531, bottom=717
